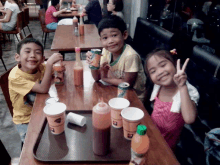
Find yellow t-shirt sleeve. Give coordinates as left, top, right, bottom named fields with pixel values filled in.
left=124, top=54, right=139, bottom=72
left=10, top=77, right=36, bottom=97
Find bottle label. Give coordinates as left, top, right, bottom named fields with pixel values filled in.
left=129, top=148, right=145, bottom=165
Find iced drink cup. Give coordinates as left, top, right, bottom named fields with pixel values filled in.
left=121, top=107, right=144, bottom=140
left=108, top=98, right=130, bottom=128
left=43, top=102, right=66, bottom=135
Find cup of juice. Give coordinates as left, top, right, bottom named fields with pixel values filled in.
left=121, top=107, right=144, bottom=140
left=43, top=102, right=66, bottom=135
left=108, top=98, right=130, bottom=128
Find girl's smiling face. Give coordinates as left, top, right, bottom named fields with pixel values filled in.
left=147, top=55, right=176, bottom=87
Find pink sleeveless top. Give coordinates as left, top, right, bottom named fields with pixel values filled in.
left=151, top=96, right=185, bottom=150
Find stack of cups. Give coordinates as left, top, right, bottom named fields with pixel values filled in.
left=43, top=102, right=66, bottom=135
left=121, top=107, right=144, bottom=140
left=108, top=98, right=130, bottom=128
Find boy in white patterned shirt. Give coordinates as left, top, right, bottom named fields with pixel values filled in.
left=86, top=15, right=146, bottom=100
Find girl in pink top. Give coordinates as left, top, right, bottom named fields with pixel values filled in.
left=45, top=0, right=67, bottom=30
left=145, top=49, right=199, bottom=151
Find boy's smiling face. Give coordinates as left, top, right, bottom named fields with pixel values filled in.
left=15, top=43, right=44, bottom=74
left=100, top=28, right=128, bottom=56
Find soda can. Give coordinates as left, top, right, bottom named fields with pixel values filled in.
left=89, top=49, right=102, bottom=70
left=117, top=82, right=130, bottom=98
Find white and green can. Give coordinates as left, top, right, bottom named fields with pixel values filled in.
left=117, top=82, right=130, bottom=98
left=89, top=49, right=102, bottom=70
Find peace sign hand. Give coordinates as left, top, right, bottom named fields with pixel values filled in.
left=173, top=58, right=189, bottom=88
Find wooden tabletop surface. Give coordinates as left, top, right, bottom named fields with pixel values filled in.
left=19, top=61, right=180, bottom=165
left=58, top=10, right=87, bottom=18
left=51, top=25, right=103, bottom=53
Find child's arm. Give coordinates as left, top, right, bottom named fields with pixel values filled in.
left=101, top=71, right=137, bottom=87
left=31, top=53, right=63, bottom=93
left=53, top=8, right=67, bottom=17
left=0, top=9, right=6, bottom=14
left=0, top=8, right=12, bottom=22
left=100, top=55, right=138, bottom=87
left=174, top=59, right=197, bottom=124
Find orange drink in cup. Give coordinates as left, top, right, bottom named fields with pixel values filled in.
left=43, top=102, right=66, bottom=135
left=121, top=107, right=144, bottom=140
left=108, top=98, right=130, bottom=128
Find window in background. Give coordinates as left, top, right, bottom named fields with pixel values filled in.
left=147, top=0, right=220, bottom=55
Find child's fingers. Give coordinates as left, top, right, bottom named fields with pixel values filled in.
left=176, top=59, right=181, bottom=71
left=101, top=62, right=108, bottom=67
left=182, top=58, right=190, bottom=72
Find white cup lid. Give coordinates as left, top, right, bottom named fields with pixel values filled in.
left=43, top=102, right=66, bottom=115
left=108, top=98, right=130, bottom=110
left=121, top=107, right=144, bottom=121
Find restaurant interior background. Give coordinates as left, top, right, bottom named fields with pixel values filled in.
left=147, top=0, right=220, bottom=55
left=102, top=0, right=220, bottom=55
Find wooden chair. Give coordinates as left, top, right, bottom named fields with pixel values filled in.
left=0, top=67, right=14, bottom=117
left=38, top=9, right=55, bottom=48
left=0, top=11, right=24, bottom=42
left=22, top=7, right=32, bottom=36
left=0, top=44, right=7, bottom=71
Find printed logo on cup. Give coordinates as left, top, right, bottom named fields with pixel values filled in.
left=113, top=121, right=117, bottom=126
left=127, top=133, right=133, bottom=139
left=50, top=127, right=55, bottom=133
left=54, top=118, right=62, bottom=123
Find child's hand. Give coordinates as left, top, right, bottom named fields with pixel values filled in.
left=100, top=62, right=110, bottom=78
left=62, top=8, right=67, bottom=12
left=47, top=53, right=63, bottom=66
left=173, top=58, right=189, bottom=88
left=86, top=51, right=92, bottom=64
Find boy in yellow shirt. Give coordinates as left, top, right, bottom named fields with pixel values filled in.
left=9, top=38, right=63, bottom=144
left=86, top=15, right=146, bottom=100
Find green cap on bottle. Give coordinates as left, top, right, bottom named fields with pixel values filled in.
left=137, top=125, right=147, bottom=135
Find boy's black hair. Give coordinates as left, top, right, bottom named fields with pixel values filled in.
left=113, top=0, right=123, bottom=12
left=98, top=15, right=127, bottom=35
left=17, top=38, right=44, bottom=56
left=51, top=0, right=60, bottom=6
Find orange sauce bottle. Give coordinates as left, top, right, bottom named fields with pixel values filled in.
left=74, top=47, right=83, bottom=86
left=73, top=16, right=78, bottom=29
left=129, top=125, right=150, bottom=165
left=79, top=14, right=84, bottom=36
left=92, top=98, right=111, bottom=155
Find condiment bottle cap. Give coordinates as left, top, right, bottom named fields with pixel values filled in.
left=96, top=102, right=109, bottom=114
left=137, top=125, right=147, bottom=135
left=75, top=47, right=80, bottom=52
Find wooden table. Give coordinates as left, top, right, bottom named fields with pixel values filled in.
left=51, top=25, right=102, bottom=58
left=19, top=61, right=180, bottom=165
left=58, top=10, right=86, bottom=18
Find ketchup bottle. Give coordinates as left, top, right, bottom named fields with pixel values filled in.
left=79, top=14, right=84, bottom=36
left=74, top=47, right=83, bottom=86
left=73, top=16, right=78, bottom=29
left=92, top=99, right=111, bottom=156
left=129, top=125, right=150, bottom=165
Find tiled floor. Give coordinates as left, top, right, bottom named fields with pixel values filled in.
left=0, top=16, right=87, bottom=162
